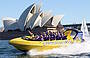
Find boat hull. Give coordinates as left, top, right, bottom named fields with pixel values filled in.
left=9, top=38, right=81, bottom=52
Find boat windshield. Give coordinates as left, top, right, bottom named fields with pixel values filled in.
left=64, top=29, right=78, bottom=39
left=70, top=30, right=77, bottom=38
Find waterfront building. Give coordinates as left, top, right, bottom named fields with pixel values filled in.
left=2, top=3, right=64, bottom=33
left=2, top=17, right=19, bottom=31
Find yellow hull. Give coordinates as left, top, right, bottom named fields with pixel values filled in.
left=9, top=38, right=81, bottom=52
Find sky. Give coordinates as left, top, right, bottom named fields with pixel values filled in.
left=0, top=0, right=90, bottom=27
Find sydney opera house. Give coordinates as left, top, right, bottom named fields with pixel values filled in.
left=2, top=3, right=64, bottom=34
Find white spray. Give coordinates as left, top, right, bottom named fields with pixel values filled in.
left=81, top=18, right=89, bottom=40
left=27, top=37, right=90, bottom=56
left=27, top=18, right=90, bottom=56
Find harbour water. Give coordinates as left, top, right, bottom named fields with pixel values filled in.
left=1, top=39, right=90, bottom=58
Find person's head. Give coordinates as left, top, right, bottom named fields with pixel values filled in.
left=47, top=31, right=49, bottom=34
left=57, top=31, right=60, bottom=34
left=40, top=35, right=43, bottom=38
left=53, top=32, right=55, bottom=34
left=44, top=34, right=46, bottom=36
left=56, top=33, right=58, bottom=35
left=41, top=35, right=43, bottom=37
left=42, top=32, right=45, bottom=35
left=43, top=32, right=45, bottom=34
left=49, top=31, right=52, bottom=33
left=54, top=32, right=56, bottom=35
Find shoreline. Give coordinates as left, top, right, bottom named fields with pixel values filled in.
left=0, top=31, right=29, bottom=40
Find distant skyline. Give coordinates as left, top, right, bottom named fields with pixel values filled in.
left=0, top=0, right=90, bottom=27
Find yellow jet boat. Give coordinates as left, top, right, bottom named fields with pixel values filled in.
left=9, top=29, right=84, bottom=52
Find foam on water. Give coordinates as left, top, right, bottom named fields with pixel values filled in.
left=27, top=36, right=90, bottom=56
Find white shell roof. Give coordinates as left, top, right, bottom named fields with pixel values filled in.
left=36, top=2, right=42, bottom=13
left=2, top=17, right=19, bottom=31
left=52, top=15, right=64, bottom=27
left=2, top=3, right=64, bottom=31
left=41, top=11, right=52, bottom=27
left=18, top=3, right=36, bottom=31
left=25, top=11, right=43, bottom=29
left=31, top=11, right=43, bottom=29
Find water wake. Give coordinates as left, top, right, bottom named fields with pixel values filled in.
left=27, top=37, right=90, bottom=56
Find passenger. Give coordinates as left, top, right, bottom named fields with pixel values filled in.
left=46, top=35, right=49, bottom=41
left=32, top=36, right=37, bottom=40
left=40, top=35, right=44, bottom=41
left=53, top=32, right=56, bottom=38
left=37, top=36, right=41, bottom=41
left=59, top=32, right=62, bottom=37
left=28, top=30, right=34, bottom=38
left=37, top=35, right=43, bottom=41
left=49, top=31, right=52, bottom=36
left=45, top=31, right=50, bottom=36
left=43, top=32, right=46, bottom=34
left=49, top=31, right=55, bottom=40
left=56, top=32, right=62, bottom=40
left=56, top=35, right=60, bottom=40
left=42, top=32, right=46, bottom=37
left=54, top=32, right=57, bottom=40
left=50, top=32, right=55, bottom=40
left=45, top=31, right=48, bottom=35
left=45, top=35, right=49, bottom=40
left=35, top=35, right=40, bottom=40
left=62, top=34, right=67, bottom=40
left=43, top=34, right=47, bottom=41
left=52, top=34, right=56, bottom=40
left=57, top=32, right=61, bottom=37
left=30, top=33, right=35, bottom=40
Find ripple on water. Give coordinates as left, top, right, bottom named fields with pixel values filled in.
left=1, top=39, right=90, bottom=58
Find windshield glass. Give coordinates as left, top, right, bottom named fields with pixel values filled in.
left=64, top=29, right=77, bottom=39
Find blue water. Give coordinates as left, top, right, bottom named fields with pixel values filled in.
left=0, top=40, right=27, bottom=58
left=0, top=40, right=90, bottom=58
